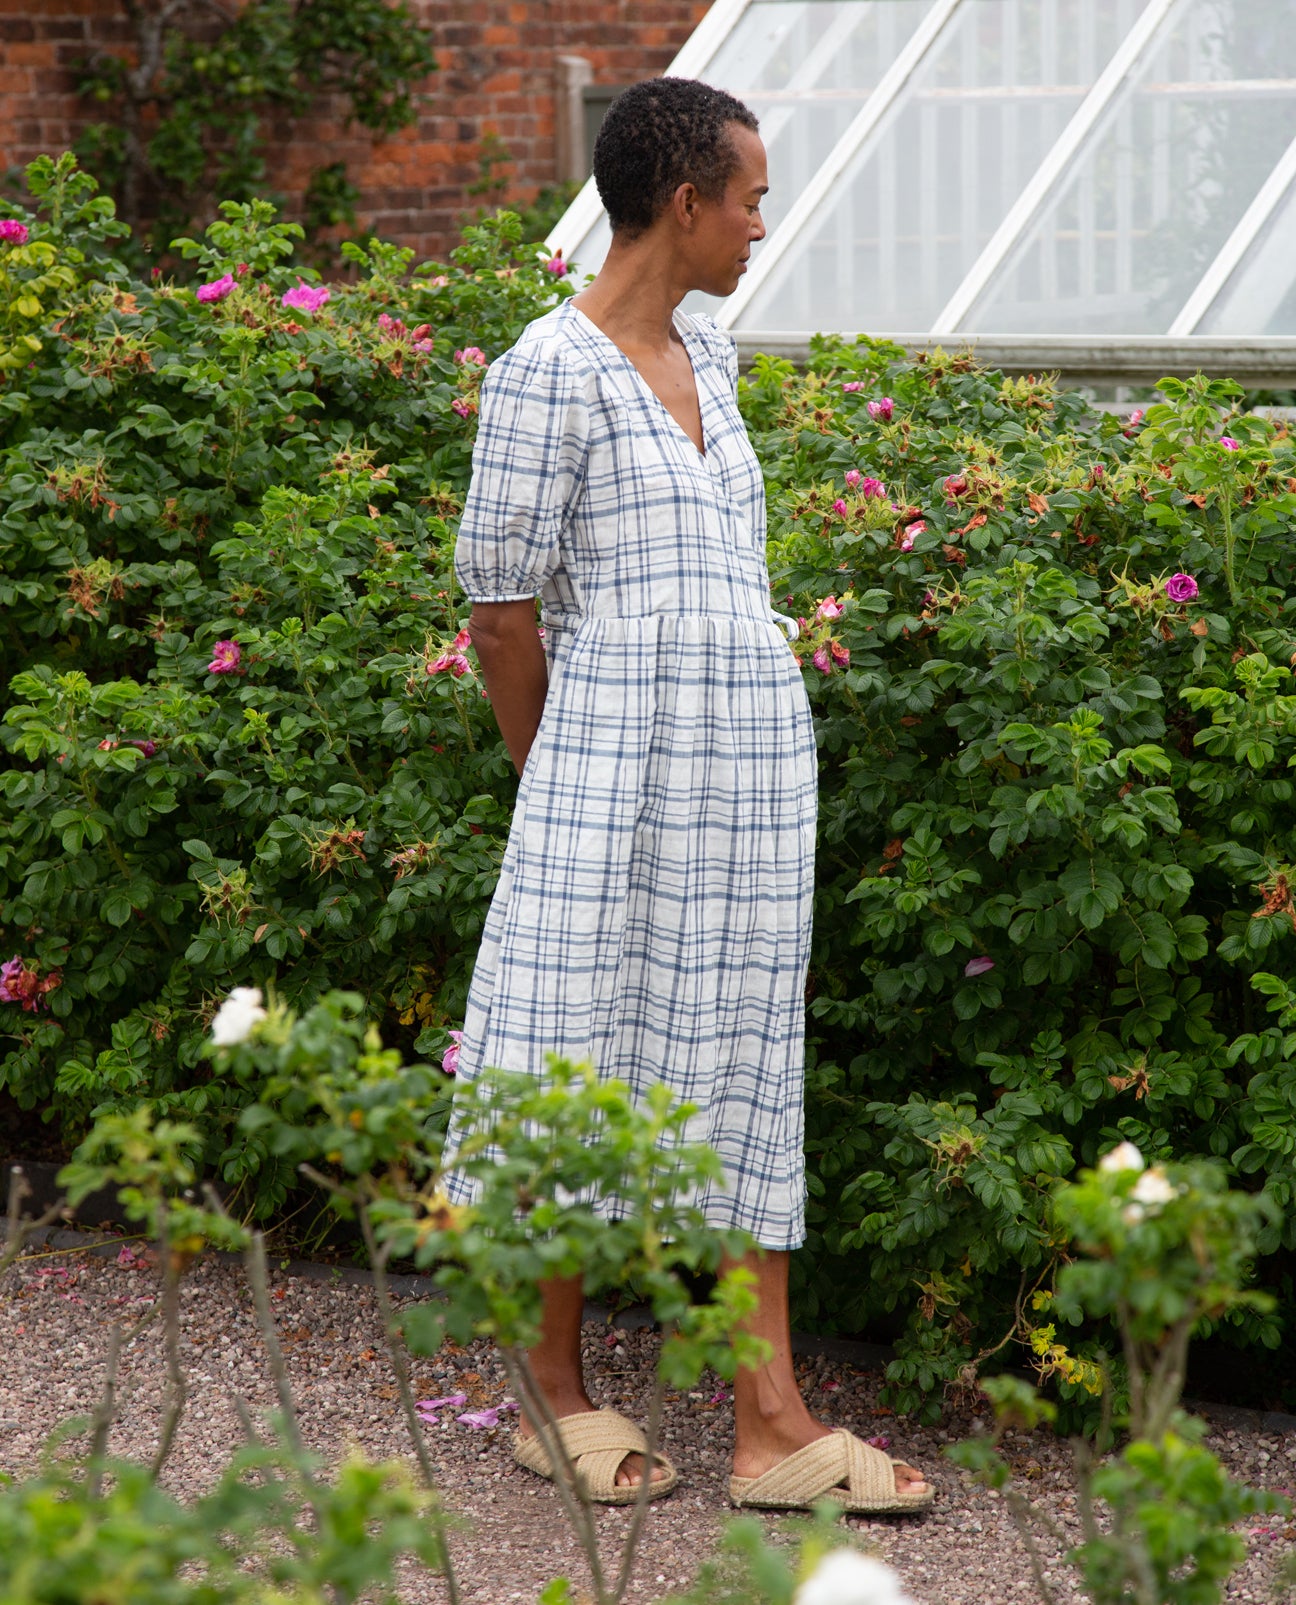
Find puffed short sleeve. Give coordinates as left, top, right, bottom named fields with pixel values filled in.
left=454, top=340, right=590, bottom=603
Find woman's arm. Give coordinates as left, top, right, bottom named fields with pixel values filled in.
left=469, top=599, right=549, bottom=774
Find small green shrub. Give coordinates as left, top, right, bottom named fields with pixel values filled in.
left=950, top=1145, right=1287, bottom=1605
left=2, top=990, right=772, bottom=1605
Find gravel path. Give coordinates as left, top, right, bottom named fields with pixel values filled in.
left=2, top=1241, right=1294, bottom=1603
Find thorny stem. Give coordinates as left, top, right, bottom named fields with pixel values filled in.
left=87, top=1274, right=162, bottom=1497
left=613, top=1369, right=666, bottom=1603
left=244, top=1231, right=308, bottom=1456
left=241, top=1228, right=340, bottom=1604
left=149, top=1208, right=188, bottom=1478
left=502, top=1345, right=609, bottom=1605
left=350, top=1185, right=461, bottom=1605
left=1220, top=485, right=1237, bottom=605
left=86, top=1323, right=124, bottom=1499
left=1002, top=1485, right=1059, bottom=1605
left=449, top=683, right=477, bottom=753
left=2, top=1165, right=67, bottom=1275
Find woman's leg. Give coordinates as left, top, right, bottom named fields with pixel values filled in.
left=729, top=1248, right=928, bottom=1494
left=516, top=1272, right=664, bottom=1487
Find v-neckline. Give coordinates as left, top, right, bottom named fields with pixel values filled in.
left=568, top=301, right=709, bottom=460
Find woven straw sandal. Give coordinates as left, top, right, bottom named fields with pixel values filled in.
left=729, top=1428, right=934, bottom=1514
left=513, top=1409, right=679, bottom=1506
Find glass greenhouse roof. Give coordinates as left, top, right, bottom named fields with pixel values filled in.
left=549, top=0, right=1296, bottom=360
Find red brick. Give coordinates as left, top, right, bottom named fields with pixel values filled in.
left=0, top=0, right=701, bottom=258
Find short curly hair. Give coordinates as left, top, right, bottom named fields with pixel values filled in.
left=592, top=77, right=760, bottom=239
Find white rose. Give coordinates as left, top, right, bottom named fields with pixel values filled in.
left=1097, top=1141, right=1145, bottom=1174
left=795, top=1550, right=916, bottom=1605
left=1130, top=1167, right=1176, bottom=1208
left=1123, top=1166, right=1177, bottom=1223
left=209, top=986, right=267, bottom=1046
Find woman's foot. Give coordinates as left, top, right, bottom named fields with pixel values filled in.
left=517, top=1386, right=667, bottom=1489
left=732, top=1401, right=928, bottom=1498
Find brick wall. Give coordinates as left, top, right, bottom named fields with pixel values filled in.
left=0, top=0, right=711, bottom=260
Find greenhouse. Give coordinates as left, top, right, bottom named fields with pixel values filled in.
left=550, top=0, right=1296, bottom=383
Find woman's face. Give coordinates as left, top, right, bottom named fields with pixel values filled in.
left=684, top=123, right=768, bottom=298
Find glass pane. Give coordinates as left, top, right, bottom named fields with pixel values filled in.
left=737, top=0, right=1137, bottom=334
left=968, top=0, right=1296, bottom=334
left=561, top=0, right=936, bottom=297
left=1197, top=167, right=1296, bottom=335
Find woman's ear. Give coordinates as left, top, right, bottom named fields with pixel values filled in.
left=671, top=181, right=702, bottom=232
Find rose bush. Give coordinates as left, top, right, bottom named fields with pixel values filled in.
left=749, top=344, right=1296, bottom=1412
left=0, top=156, right=569, bottom=1217
left=4, top=155, right=1296, bottom=1408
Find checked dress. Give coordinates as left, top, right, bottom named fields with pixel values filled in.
left=441, top=299, right=817, bottom=1249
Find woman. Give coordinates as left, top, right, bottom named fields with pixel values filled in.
left=444, top=76, right=930, bottom=1514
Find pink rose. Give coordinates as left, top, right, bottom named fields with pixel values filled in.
left=207, top=639, right=241, bottom=674
left=0, top=218, right=30, bottom=245
left=859, top=476, right=886, bottom=499
left=867, top=397, right=894, bottom=422
left=815, top=596, right=844, bottom=621
left=196, top=274, right=236, bottom=304
left=544, top=253, right=569, bottom=277
left=454, top=346, right=487, bottom=366
left=812, top=646, right=833, bottom=674
left=841, top=381, right=864, bottom=393
left=844, top=470, right=862, bottom=488
left=1219, top=436, right=1240, bottom=451
left=899, top=520, right=925, bottom=552
left=830, top=640, right=849, bottom=668
left=1164, top=572, right=1198, bottom=602
left=451, top=398, right=473, bottom=419
left=442, top=1028, right=463, bottom=1076
left=281, top=279, right=330, bottom=314
left=964, top=956, right=995, bottom=977
left=831, top=498, right=849, bottom=518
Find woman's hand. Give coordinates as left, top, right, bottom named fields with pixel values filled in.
left=468, top=599, right=549, bottom=774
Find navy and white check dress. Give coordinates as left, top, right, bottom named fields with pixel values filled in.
left=442, top=299, right=817, bottom=1249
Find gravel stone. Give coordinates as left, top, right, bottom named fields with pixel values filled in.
left=2, top=1248, right=1293, bottom=1602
